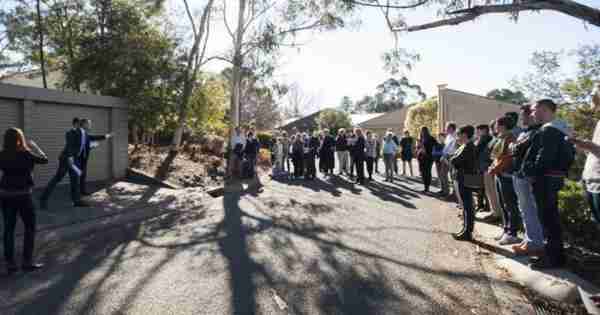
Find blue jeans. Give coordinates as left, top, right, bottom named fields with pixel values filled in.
left=513, top=176, right=544, bottom=249
left=586, top=191, right=600, bottom=223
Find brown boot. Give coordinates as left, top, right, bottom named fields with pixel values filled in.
left=512, top=243, right=544, bottom=257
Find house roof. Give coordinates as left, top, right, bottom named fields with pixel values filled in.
left=350, top=113, right=384, bottom=126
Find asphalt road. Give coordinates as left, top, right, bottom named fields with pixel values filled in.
left=0, top=172, right=505, bottom=315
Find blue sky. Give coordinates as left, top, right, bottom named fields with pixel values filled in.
left=3, top=0, right=599, bottom=112
left=265, top=2, right=600, bottom=110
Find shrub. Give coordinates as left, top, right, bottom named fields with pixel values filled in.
left=558, top=180, right=600, bottom=251
left=256, top=132, right=273, bottom=148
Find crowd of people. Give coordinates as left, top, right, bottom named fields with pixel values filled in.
left=265, top=94, right=600, bottom=273
left=269, top=127, right=418, bottom=185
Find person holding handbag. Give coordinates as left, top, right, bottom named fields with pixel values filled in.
left=450, top=125, right=478, bottom=241
left=0, top=128, right=49, bottom=274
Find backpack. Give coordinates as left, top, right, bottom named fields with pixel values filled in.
left=558, top=133, right=576, bottom=172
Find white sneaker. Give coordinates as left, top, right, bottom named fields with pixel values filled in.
left=494, top=232, right=506, bottom=241
left=499, top=234, right=521, bottom=246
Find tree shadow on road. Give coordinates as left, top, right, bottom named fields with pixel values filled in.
left=0, top=191, right=215, bottom=315
left=214, top=186, right=509, bottom=314
left=271, top=176, right=361, bottom=197
left=363, top=181, right=419, bottom=209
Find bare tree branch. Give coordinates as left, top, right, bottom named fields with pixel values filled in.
left=182, top=0, right=198, bottom=39
left=197, top=5, right=212, bottom=67
left=199, top=55, right=233, bottom=67
left=222, top=1, right=236, bottom=42
left=398, top=0, right=600, bottom=32
left=347, top=0, right=431, bottom=9
left=242, top=0, right=276, bottom=35
left=240, top=20, right=325, bottom=57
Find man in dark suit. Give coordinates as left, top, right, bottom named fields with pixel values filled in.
left=79, top=118, right=112, bottom=196
left=40, top=117, right=88, bottom=208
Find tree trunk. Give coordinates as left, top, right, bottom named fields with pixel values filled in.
left=65, top=7, right=80, bottom=92
left=36, top=0, right=47, bottom=89
left=131, top=124, right=139, bottom=145
left=225, top=0, right=247, bottom=180
left=170, top=0, right=215, bottom=151
left=230, top=0, right=247, bottom=129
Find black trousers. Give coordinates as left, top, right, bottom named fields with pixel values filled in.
left=456, top=178, right=475, bottom=235
left=292, top=156, right=304, bottom=178
left=41, top=157, right=81, bottom=202
left=355, top=157, right=365, bottom=180
left=2, top=195, right=36, bottom=264
left=366, top=157, right=375, bottom=178
left=304, top=155, right=316, bottom=179
left=497, top=175, right=521, bottom=236
left=419, top=158, right=433, bottom=190
left=532, top=176, right=565, bottom=264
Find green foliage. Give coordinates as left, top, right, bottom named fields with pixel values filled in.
left=486, top=88, right=528, bottom=105
left=510, top=50, right=564, bottom=102
left=256, top=132, right=273, bottom=148
left=404, top=97, right=438, bottom=138
left=63, top=1, right=178, bottom=134
left=188, top=75, right=229, bottom=137
left=512, top=44, right=600, bottom=104
left=346, top=77, right=426, bottom=114
left=338, top=96, right=353, bottom=113
left=316, top=109, right=352, bottom=136
left=557, top=104, right=600, bottom=180
left=558, top=180, right=600, bottom=251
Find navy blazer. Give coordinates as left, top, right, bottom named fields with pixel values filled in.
left=60, top=128, right=83, bottom=160
left=82, top=132, right=108, bottom=162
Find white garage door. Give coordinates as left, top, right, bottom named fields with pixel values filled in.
left=30, top=102, right=111, bottom=187
left=0, top=99, right=22, bottom=149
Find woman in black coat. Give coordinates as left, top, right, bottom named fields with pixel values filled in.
left=291, top=135, right=304, bottom=179
left=0, top=128, right=48, bottom=273
left=416, top=126, right=436, bottom=193
left=450, top=125, right=478, bottom=241
left=353, top=129, right=367, bottom=184
left=320, top=129, right=336, bottom=175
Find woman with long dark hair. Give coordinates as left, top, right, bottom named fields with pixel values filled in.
left=416, top=126, right=436, bottom=193
left=0, top=128, right=48, bottom=274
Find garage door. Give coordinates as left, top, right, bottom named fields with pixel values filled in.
left=30, top=102, right=111, bottom=187
left=0, top=99, right=22, bottom=149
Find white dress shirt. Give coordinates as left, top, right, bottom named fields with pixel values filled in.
left=442, top=133, right=457, bottom=158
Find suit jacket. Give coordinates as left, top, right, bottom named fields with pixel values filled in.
left=60, top=128, right=83, bottom=161
left=82, top=132, right=108, bottom=163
